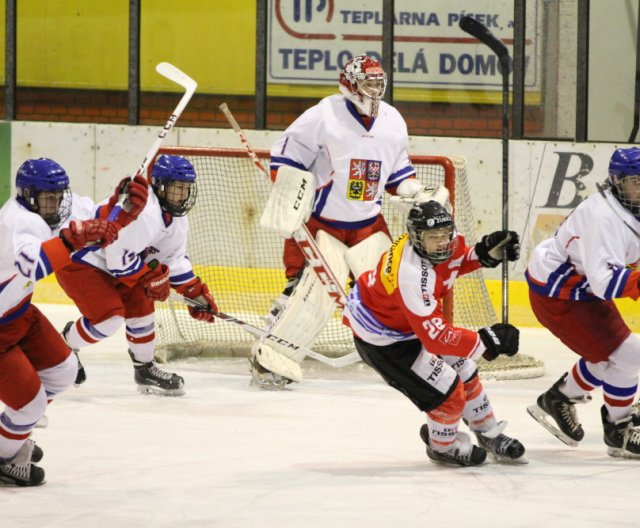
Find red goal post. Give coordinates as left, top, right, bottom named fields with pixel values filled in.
left=150, top=147, right=543, bottom=380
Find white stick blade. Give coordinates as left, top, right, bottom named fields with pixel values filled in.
left=155, top=62, right=197, bottom=93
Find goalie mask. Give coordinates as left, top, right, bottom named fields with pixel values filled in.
left=406, top=200, right=458, bottom=265
left=609, top=146, right=640, bottom=217
left=339, top=55, right=387, bottom=118
left=151, top=154, right=198, bottom=217
left=16, top=158, right=72, bottom=229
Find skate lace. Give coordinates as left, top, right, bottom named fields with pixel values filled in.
left=486, top=433, right=516, bottom=455
left=559, top=401, right=580, bottom=432
left=1, top=463, right=30, bottom=481
left=146, top=363, right=173, bottom=381
left=622, top=424, right=640, bottom=449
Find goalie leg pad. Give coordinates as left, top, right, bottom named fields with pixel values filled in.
left=262, top=231, right=350, bottom=364
left=344, top=231, right=392, bottom=280
left=260, top=166, right=315, bottom=237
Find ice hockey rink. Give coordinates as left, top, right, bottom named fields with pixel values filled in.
left=3, top=304, right=640, bottom=528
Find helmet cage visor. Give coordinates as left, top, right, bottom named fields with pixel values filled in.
left=154, top=180, right=197, bottom=217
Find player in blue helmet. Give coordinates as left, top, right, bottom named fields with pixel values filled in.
left=609, top=146, right=640, bottom=217
left=56, top=154, right=216, bottom=397
left=151, top=154, right=197, bottom=217
left=15, top=158, right=72, bottom=229
left=527, top=145, right=640, bottom=459
left=0, top=158, right=121, bottom=486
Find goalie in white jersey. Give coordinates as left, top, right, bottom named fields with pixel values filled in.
left=56, top=155, right=218, bottom=396
left=526, top=146, right=640, bottom=459
left=253, top=54, right=441, bottom=388
left=0, top=158, right=119, bottom=486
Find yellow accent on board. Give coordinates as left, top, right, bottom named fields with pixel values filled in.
left=34, top=269, right=640, bottom=333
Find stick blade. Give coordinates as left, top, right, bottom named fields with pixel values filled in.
left=459, top=16, right=509, bottom=61
left=155, top=62, right=198, bottom=93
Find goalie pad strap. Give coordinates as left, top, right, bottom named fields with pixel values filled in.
left=260, top=166, right=315, bottom=237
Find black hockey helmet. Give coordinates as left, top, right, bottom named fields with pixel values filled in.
left=406, top=200, right=457, bottom=264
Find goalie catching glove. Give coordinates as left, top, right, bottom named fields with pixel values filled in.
left=389, top=179, right=452, bottom=215
left=474, top=230, right=520, bottom=268
left=106, top=175, right=149, bottom=228
left=60, top=219, right=119, bottom=251
left=478, top=323, right=520, bottom=361
left=176, top=278, right=218, bottom=323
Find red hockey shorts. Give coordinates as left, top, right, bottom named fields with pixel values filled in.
left=282, top=215, right=391, bottom=278
left=0, top=305, right=70, bottom=409
left=56, top=262, right=154, bottom=324
left=528, top=289, right=631, bottom=363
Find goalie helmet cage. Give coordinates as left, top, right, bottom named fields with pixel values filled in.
left=152, top=147, right=543, bottom=380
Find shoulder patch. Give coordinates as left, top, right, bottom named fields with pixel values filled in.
left=381, top=234, right=408, bottom=294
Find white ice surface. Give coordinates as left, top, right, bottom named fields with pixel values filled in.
left=3, top=304, right=640, bottom=528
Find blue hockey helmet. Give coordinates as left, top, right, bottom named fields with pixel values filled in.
left=609, top=147, right=640, bottom=216
left=16, top=158, right=72, bottom=228
left=406, top=200, right=457, bottom=264
left=151, top=154, right=197, bottom=216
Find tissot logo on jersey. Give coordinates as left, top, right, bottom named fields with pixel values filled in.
left=347, top=159, right=382, bottom=201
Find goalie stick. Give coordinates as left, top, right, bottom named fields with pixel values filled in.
left=168, top=292, right=361, bottom=369
left=459, top=16, right=511, bottom=324
left=217, top=102, right=347, bottom=308
left=108, top=62, right=198, bottom=222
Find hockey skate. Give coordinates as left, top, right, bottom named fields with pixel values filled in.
left=527, top=373, right=591, bottom=447
left=601, top=405, right=640, bottom=459
left=249, top=347, right=294, bottom=390
left=419, top=425, right=486, bottom=467
left=0, top=440, right=45, bottom=487
left=474, top=421, right=528, bottom=464
left=62, top=321, right=86, bottom=386
left=128, top=350, right=185, bottom=396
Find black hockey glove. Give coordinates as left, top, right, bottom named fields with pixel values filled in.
left=475, top=230, right=520, bottom=268
left=478, top=323, right=520, bottom=361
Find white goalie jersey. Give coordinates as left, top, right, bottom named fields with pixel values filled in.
left=269, top=94, right=416, bottom=228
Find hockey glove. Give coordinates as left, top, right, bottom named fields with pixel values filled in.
left=478, top=323, right=520, bottom=361
left=178, top=278, right=218, bottom=323
left=475, top=230, right=520, bottom=268
left=107, top=175, right=149, bottom=228
left=60, top=219, right=119, bottom=251
left=140, top=263, right=171, bottom=302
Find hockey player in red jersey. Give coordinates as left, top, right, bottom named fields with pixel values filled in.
left=0, top=158, right=120, bottom=486
left=527, top=146, right=640, bottom=458
left=56, top=154, right=217, bottom=396
left=343, top=200, right=525, bottom=466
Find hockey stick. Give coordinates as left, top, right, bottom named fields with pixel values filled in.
left=169, top=292, right=361, bottom=369
left=459, top=16, right=511, bottom=324
left=108, top=63, right=198, bottom=222
left=217, top=102, right=347, bottom=308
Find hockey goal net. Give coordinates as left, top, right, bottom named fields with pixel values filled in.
left=153, top=147, right=543, bottom=379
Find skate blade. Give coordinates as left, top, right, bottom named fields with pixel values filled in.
left=606, top=446, right=640, bottom=459
left=488, top=452, right=529, bottom=465
left=526, top=404, right=579, bottom=447
left=136, top=385, right=185, bottom=397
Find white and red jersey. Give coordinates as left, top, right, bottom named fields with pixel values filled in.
left=72, top=191, right=195, bottom=289
left=526, top=188, right=640, bottom=301
left=343, top=233, right=485, bottom=359
left=0, top=194, right=94, bottom=324
left=270, top=94, right=415, bottom=229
